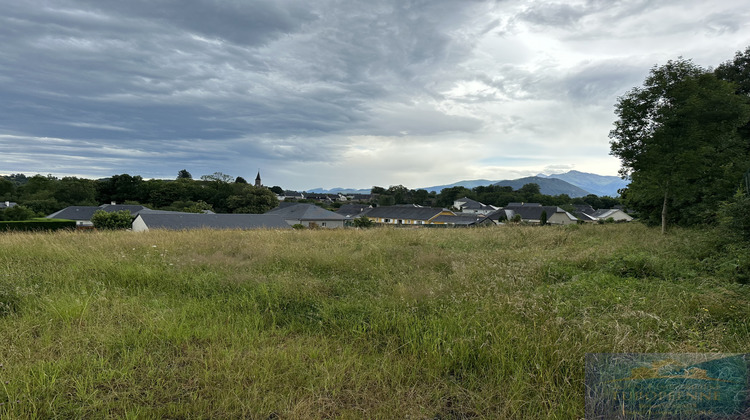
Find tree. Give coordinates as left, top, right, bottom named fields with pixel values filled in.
left=234, top=176, right=247, bottom=184
left=225, top=185, right=279, bottom=213
left=0, top=205, right=37, bottom=221
left=0, top=177, right=14, bottom=200
left=540, top=210, right=547, bottom=226
left=177, top=169, right=193, bottom=180
left=610, top=58, right=750, bottom=233
left=352, top=215, right=375, bottom=228
left=269, top=186, right=284, bottom=195
left=54, top=177, right=97, bottom=207
left=91, top=210, right=133, bottom=230
left=200, top=172, right=234, bottom=184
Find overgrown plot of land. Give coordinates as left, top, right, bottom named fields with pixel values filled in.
left=0, top=224, right=748, bottom=418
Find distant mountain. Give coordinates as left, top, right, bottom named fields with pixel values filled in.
left=419, top=179, right=497, bottom=193
left=537, top=170, right=627, bottom=197
left=305, top=187, right=371, bottom=194
left=306, top=171, right=625, bottom=197
left=493, top=176, right=590, bottom=198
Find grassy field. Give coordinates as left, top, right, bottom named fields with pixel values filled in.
left=0, top=224, right=748, bottom=418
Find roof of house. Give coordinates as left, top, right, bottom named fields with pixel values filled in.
left=431, top=214, right=484, bottom=225
left=574, top=204, right=597, bottom=216
left=363, top=205, right=451, bottom=221
left=47, top=204, right=150, bottom=220
left=504, top=205, right=571, bottom=221
left=484, top=209, right=514, bottom=221
left=0, top=201, right=17, bottom=209
left=266, top=203, right=345, bottom=221
left=591, top=209, right=629, bottom=219
left=454, top=197, right=495, bottom=210
left=136, top=213, right=291, bottom=230
left=506, top=202, right=542, bottom=207
left=336, top=204, right=372, bottom=218
left=573, top=211, right=598, bottom=222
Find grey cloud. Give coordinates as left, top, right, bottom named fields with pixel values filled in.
left=518, top=2, right=587, bottom=28
left=562, top=61, right=647, bottom=104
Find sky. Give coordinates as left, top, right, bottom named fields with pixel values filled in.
left=1, top=0, right=749, bottom=191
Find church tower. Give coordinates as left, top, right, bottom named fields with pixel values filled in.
left=255, top=171, right=262, bottom=187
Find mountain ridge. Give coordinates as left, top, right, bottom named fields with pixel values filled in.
left=306, top=171, right=626, bottom=197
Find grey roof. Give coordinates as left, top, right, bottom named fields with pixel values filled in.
left=573, top=211, right=597, bottom=222
left=484, top=209, right=513, bottom=221
left=574, top=204, right=597, bottom=216
left=363, top=205, right=450, bottom=221
left=506, top=202, right=542, bottom=207
left=336, top=204, right=371, bottom=217
left=0, top=201, right=17, bottom=209
left=136, top=213, right=291, bottom=230
left=591, top=209, right=626, bottom=219
left=503, top=205, right=566, bottom=220
left=455, top=197, right=494, bottom=210
left=266, top=203, right=345, bottom=221
left=47, top=204, right=149, bottom=220
left=431, top=214, right=484, bottom=225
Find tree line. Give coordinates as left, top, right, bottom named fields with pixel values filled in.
left=0, top=171, right=279, bottom=220
left=369, top=183, right=619, bottom=210
left=610, top=47, right=750, bottom=233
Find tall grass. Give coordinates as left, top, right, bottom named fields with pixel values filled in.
left=0, top=224, right=747, bottom=418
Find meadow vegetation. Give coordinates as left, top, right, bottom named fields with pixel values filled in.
left=0, top=224, right=748, bottom=418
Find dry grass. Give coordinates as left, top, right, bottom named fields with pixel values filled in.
left=0, top=223, right=747, bottom=418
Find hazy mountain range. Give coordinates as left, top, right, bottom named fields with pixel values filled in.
left=307, top=170, right=628, bottom=197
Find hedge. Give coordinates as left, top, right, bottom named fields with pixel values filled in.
left=0, top=219, right=76, bottom=232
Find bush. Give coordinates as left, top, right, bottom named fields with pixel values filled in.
left=91, top=210, right=133, bottom=230
left=352, top=216, right=375, bottom=228
left=292, top=224, right=305, bottom=230
left=0, top=219, right=76, bottom=232
left=0, top=205, right=38, bottom=221
left=717, top=191, right=750, bottom=243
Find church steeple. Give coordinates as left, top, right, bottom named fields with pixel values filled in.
left=255, top=171, right=262, bottom=187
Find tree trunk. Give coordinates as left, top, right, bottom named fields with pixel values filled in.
left=661, top=188, right=668, bottom=235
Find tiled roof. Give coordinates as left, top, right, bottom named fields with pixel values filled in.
left=47, top=204, right=149, bottom=220
left=136, top=213, right=290, bottom=230
left=363, top=206, right=450, bottom=221
left=266, top=203, right=345, bottom=220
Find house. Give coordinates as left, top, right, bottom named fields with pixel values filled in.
left=277, top=190, right=304, bottom=201
left=302, top=193, right=336, bottom=203
left=590, top=208, right=633, bottom=222
left=452, top=197, right=498, bottom=215
left=346, top=194, right=373, bottom=202
left=482, top=209, right=514, bottom=224
left=503, top=203, right=578, bottom=225
left=265, top=203, right=346, bottom=228
left=0, top=201, right=17, bottom=210
left=132, top=213, right=290, bottom=232
left=47, top=204, right=151, bottom=227
left=360, top=205, right=455, bottom=226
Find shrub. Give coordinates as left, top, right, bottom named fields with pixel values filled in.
left=0, top=219, right=75, bottom=232
left=292, top=224, right=305, bottom=230
left=91, top=210, right=133, bottom=230
left=352, top=216, right=375, bottom=228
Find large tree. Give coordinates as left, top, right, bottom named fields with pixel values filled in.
left=610, top=58, right=750, bottom=233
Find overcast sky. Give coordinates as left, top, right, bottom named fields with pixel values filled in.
left=1, top=0, right=748, bottom=191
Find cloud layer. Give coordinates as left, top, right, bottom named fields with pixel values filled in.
left=1, top=0, right=748, bottom=190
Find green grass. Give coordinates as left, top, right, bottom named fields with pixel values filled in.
left=0, top=224, right=747, bottom=418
